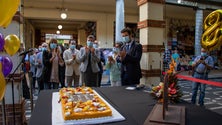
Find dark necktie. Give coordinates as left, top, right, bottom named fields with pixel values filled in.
left=88, top=50, right=91, bottom=62
left=126, top=45, right=130, bottom=52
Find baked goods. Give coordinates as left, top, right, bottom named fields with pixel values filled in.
left=59, top=87, right=112, bottom=120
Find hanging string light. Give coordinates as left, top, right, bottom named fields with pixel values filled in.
left=60, top=0, right=67, bottom=19
left=58, top=25, right=63, bottom=30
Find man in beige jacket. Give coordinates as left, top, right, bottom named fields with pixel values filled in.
left=63, top=40, right=80, bottom=87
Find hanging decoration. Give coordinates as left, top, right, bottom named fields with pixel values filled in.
left=4, top=34, right=20, bottom=56
left=0, top=0, right=21, bottom=28
left=201, top=9, right=222, bottom=51
left=0, top=33, right=5, bottom=51
left=0, top=56, right=13, bottom=77
left=0, top=62, right=6, bottom=101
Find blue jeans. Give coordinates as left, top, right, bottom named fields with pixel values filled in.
left=191, top=72, right=208, bottom=106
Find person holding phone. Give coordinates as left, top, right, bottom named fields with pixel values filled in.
left=191, top=48, right=214, bottom=107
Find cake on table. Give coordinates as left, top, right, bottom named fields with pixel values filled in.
left=59, top=87, right=112, bottom=120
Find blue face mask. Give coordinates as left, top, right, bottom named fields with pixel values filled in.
left=93, top=44, right=98, bottom=48
left=113, top=47, right=119, bottom=53
left=42, top=47, right=47, bottom=51
left=70, top=45, right=76, bottom=50
left=122, top=36, right=130, bottom=43
left=201, top=52, right=207, bottom=57
left=50, top=43, right=57, bottom=49
left=87, top=41, right=93, bottom=47
left=38, top=48, right=42, bottom=52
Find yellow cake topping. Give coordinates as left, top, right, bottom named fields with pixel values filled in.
left=59, top=87, right=112, bottom=120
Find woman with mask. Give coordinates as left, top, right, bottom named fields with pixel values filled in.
left=79, top=35, right=100, bottom=87
left=36, top=43, right=48, bottom=91
left=43, top=39, right=64, bottom=89
left=105, top=47, right=122, bottom=86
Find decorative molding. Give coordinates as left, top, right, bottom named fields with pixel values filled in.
left=12, top=11, right=23, bottom=24
left=142, top=45, right=164, bottom=52
left=138, top=19, right=165, bottom=29
left=137, top=0, right=165, bottom=6
left=137, top=0, right=147, bottom=6
left=141, top=69, right=162, bottom=77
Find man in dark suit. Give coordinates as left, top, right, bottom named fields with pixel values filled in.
left=118, top=28, right=142, bottom=86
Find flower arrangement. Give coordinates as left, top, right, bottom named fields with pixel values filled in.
left=151, top=59, right=183, bottom=103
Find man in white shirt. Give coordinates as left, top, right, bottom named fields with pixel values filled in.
left=63, top=40, right=80, bottom=87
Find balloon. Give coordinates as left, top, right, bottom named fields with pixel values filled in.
left=0, top=62, right=6, bottom=101
left=0, top=56, right=13, bottom=77
left=0, top=0, right=21, bottom=28
left=0, top=33, right=4, bottom=51
left=4, top=34, right=20, bottom=56
left=201, top=9, right=222, bottom=51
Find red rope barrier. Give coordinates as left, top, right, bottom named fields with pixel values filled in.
left=176, top=74, right=222, bottom=88
left=162, top=72, right=222, bottom=87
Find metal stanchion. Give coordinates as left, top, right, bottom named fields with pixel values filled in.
left=7, top=54, right=26, bottom=125
left=1, top=97, right=6, bottom=125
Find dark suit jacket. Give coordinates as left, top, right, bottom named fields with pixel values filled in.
left=120, top=41, right=142, bottom=85
left=42, top=50, right=52, bottom=83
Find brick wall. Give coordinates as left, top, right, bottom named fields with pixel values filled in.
left=0, top=99, right=26, bottom=125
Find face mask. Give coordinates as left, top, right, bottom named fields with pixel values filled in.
left=87, top=41, right=93, bottom=47
left=201, top=52, right=207, bottom=57
left=38, top=48, right=42, bottom=52
left=70, top=45, right=76, bottom=50
left=122, top=36, right=130, bottom=43
left=42, top=47, right=47, bottom=51
left=50, top=43, right=57, bottom=49
left=113, top=47, right=119, bottom=53
left=93, top=44, right=98, bottom=48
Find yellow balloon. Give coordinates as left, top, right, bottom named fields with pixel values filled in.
left=1, top=17, right=13, bottom=28
left=0, top=0, right=20, bottom=28
left=4, top=34, right=21, bottom=56
left=0, top=63, right=6, bottom=101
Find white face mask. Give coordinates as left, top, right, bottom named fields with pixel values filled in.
left=122, top=36, right=130, bottom=43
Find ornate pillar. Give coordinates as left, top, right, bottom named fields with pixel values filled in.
left=137, top=0, right=165, bottom=86
left=195, top=9, right=203, bottom=56
left=115, top=0, right=125, bottom=43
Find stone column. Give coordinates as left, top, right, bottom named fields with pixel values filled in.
left=195, top=9, right=203, bottom=56
left=137, top=0, right=165, bottom=86
left=115, top=0, right=125, bottom=43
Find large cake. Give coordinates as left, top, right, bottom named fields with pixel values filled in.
left=59, top=87, right=112, bottom=120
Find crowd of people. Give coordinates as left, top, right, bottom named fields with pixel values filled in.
left=163, top=48, right=194, bottom=72
left=21, top=28, right=215, bottom=108
left=21, top=28, right=143, bottom=97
